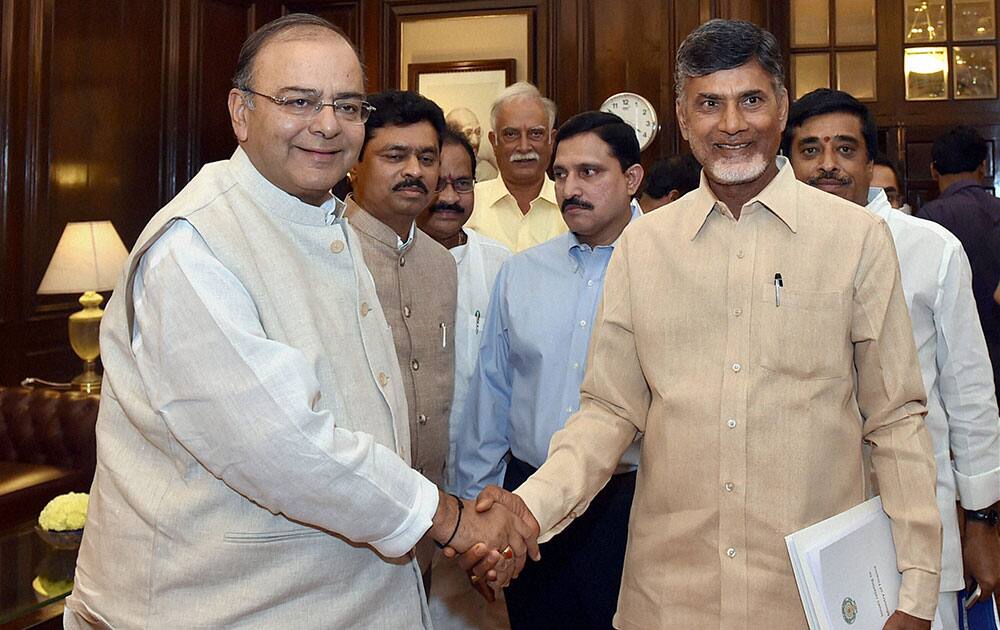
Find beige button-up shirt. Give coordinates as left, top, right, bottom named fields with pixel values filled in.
left=515, top=159, right=941, bottom=629
left=467, top=174, right=566, bottom=252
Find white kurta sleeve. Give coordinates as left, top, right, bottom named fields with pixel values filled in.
left=130, top=220, right=438, bottom=557
left=934, top=241, right=1000, bottom=509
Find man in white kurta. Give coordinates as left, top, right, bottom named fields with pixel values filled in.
left=786, top=88, right=1000, bottom=629
left=66, top=16, right=534, bottom=629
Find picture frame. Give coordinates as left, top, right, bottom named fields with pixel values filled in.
left=407, top=59, right=516, bottom=141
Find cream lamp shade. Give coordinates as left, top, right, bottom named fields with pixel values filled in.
left=36, top=221, right=129, bottom=393
left=38, top=221, right=129, bottom=295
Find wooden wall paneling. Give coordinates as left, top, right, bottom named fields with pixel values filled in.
left=551, top=0, right=581, bottom=122
left=189, top=0, right=259, bottom=175
left=0, top=0, right=174, bottom=384
left=282, top=1, right=362, bottom=45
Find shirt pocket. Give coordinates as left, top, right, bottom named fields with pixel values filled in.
left=756, top=282, right=850, bottom=380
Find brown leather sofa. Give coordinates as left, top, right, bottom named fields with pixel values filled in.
left=0, top=387, right=99, bottom=529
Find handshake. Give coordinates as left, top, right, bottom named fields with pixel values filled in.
left=429, top=486, right=541, bottom=601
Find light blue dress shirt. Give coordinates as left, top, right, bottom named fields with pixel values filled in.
left=454, top=201, right=643, bottom=499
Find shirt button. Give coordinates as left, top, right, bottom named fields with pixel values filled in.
left=403, top=306, right=412, bottom=318
left=330, top=240, right=345, bottom=254
left=727, top=418, right=737, bottom=429
left=733, top=307, right=742, bottom=317
left=736, top=250, right=745, bottom=259
left=378, top=372, right=389, bottom=386
left=726, top=547, right=737, bottom=558
left=732, top=362, right=742, bottom=373
left=417, top=414, right=428, bottom=425
left=573, top=362, right=580, bottom=370
left=724, top=481, right=735, bottom=492
left=579, top=320, right=587, bottom=327
left=411, top=359, right=420, bottom=371
left=360, top=302, right=370, bottom=317
left=566, top=406, right=573, bottom=413
left=587, top=280, right=594, bottom=287
left=399, top=256, right=406, bottom=267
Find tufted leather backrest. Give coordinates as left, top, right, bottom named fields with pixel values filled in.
left=0, top=387, right=99, bottom=474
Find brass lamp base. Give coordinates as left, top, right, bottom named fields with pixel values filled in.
left=68, top=291, right=105, bottom=394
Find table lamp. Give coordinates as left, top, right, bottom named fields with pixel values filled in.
left=36, top=221, right=129, bottom=393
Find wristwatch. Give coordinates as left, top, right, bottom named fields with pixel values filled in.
left=965, top=508, right=1000, bottom=526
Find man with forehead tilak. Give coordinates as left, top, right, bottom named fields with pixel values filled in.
left=786, top=88, right=1000, bottom=630
left=66, top=15, right=535, bottom=629
left=465, top=19, right=941, bottom=630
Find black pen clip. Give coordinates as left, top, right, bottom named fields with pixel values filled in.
left=774, top=273, right=783, bottom=307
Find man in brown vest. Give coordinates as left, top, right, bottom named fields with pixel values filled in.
left=347, top=90, right=458, bottom=585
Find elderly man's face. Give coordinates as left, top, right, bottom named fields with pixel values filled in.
left=552, top=131, right=642, bottom=246
left=676, top=60, right=787, bottom=189
left=788, top=111, right=873, bottom=207
left=417, top=141, right=475, bottom=244
left=228, top=31, right=365, bottom=205
left=490, top=97, right=554, bottom=187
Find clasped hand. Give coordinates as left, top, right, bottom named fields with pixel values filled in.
left=437, top=485, right=541, bottom=601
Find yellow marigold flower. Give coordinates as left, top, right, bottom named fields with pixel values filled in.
left=38, top=492, right=89, bottom=531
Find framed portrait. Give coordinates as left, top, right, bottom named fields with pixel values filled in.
left=407, top=58, right=516, bottom=135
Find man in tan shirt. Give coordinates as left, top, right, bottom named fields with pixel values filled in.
left=462, top=19, right=941, bottom=630
left=347, top=89, right=458, bottom=580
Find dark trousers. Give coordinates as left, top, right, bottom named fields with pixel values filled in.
left=502, top=456, right=635, bottom=630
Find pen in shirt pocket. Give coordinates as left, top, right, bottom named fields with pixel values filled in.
left=440, top=322, right=447, bottom=348
left=474, top=310, right=481, bottom=334
left=774, top=273, right=783, bottom=307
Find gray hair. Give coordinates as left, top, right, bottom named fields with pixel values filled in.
left=232, top=13, right=360, bottom=92
left=489, top=81, right=557, bottom=132
left=674, top=19, right=785, bottom=100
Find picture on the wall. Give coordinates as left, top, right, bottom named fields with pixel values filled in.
left=408, top=59, right=516, bottom=180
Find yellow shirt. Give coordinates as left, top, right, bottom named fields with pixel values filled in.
left=515, top=159, right=941, bottom=629
left=467, top=174, right=565, bottom=252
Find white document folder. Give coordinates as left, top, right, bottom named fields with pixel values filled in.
left=785, top=496, right=901, bottom=630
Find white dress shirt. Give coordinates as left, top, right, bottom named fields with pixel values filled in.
left=130, top=212, right=439, bottom=559
left=868, top=187, right=1000, bottom=591
left=445, top=228, right=512, bottom=492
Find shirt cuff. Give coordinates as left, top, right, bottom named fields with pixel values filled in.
left=897, top=568, right=941, bottom=621
left=369, top=473, right=439, bottom=558
left=514, top=479, right=591, bottom=544
left=954, top=464, right=1000, bottom=510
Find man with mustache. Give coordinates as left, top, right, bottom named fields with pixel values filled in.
left=455, top=110, right=644, bottom=629
left=347, top=89, right=459, bottom=587
left=418, top=126, right=513, bottom=630
left=785, top=88, right=1000, bottom=630
left=465, top=19, right=941, bottom=630
left=466, top=82, right=567, bottom=252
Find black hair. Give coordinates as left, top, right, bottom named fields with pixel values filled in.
left=442, top=126, right=477, bottom=175
left=781, top=88, right=878, bottom=160
left=644, top=154, right=702, bottom=199
left=675, top=19, right=784, bottom=98
left=232, top=14, right=356, bottom=91
left=553, top=111, right=640, bottom=171
left=360, top=90, right=447, bottom=159
left=932, top=126, right=989, bottom=175
left=873, top=154, right=902, bottom=190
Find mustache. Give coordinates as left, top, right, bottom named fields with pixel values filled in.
left=561, top=196, right=594, bottom=212
left=510, top=150, right=540, bottom=162
left=806, top=169, right=851, bottom=186
left=430, top=201, right=466, bottom=214
left=392, top=177, right=428, bottom=193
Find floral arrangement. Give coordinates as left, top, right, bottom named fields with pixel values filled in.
left=38, top=492, right=89, bottom=532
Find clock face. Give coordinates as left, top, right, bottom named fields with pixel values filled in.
left=600, top=92, right=659, bottom=151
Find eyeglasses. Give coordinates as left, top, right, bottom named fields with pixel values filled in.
left=435, top=176, right=475, bottom=194
left=243, top=89, right=375, bottom=123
